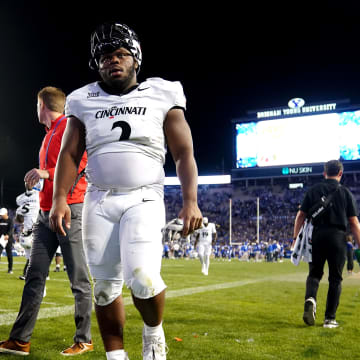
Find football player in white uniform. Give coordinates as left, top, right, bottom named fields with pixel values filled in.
left=15, top=186, right=40, bottom=280
left=53, top=246, right=67, bottom=272
left=194, top=217, right=217, bottom=275
left=161, top=218, right=184, bottom=244
left=49, top=22, right=202, bottom=360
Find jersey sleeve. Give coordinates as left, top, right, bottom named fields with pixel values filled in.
left=172, top=81, right=186, bottom=110
left=15, top=194, right=22, bottom=207
left=146, top=78, right=187, bottom=112
left=211, top=223, right=217, bottom=234
left=300, top=190, right=313, bottom=213
left=65, top=92, right=82, bottom=122
left=345, top=189, right=358, bottom=217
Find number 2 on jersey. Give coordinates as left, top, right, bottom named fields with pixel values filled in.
left=111, top=121, right=131, bottom=141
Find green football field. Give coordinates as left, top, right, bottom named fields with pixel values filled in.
left=0, top=256, right=359, bottom=359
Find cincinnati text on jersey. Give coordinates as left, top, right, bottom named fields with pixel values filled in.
left=95, top=106, right=147, bottom=118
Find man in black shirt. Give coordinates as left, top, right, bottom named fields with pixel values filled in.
left=293, top=160, right=360, bottom=328
left=0, top=208, right=14, bottom=274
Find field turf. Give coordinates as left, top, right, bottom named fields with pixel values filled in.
left=0, top=257, right=359, bottom=359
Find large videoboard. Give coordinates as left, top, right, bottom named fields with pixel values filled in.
left=232, top=99, right=360, bottom=179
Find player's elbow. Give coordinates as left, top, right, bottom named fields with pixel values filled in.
left=172, top=146, right=194, bottom=166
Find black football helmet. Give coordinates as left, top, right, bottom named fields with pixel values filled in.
left=89, top=22, right=142, bottom=73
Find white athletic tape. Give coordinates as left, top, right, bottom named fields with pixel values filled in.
left=0, top=273, right=307, bottom=326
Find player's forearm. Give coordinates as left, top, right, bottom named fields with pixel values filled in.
left=38, top=169, right=51, bottom=179
left=42, top=168, right=52, bottom=180
left=53, top=150, right=79, bottom=201
left=349, top=219, right=360, bottom=247
left=175, top=154, right=198, bottom=205
left=293, top=210, right=306, bottom=238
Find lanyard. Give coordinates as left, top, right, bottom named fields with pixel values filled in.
left=41, top=116, right=66, bottom=169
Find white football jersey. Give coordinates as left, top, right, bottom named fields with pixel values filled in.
left=195, top=223, right=217, bottom=245
left=16, top=190, right=40, bottom=231
left=65, top=78, right=186, bottom=192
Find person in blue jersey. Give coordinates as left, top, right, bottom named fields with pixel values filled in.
left=253, top=242, right=261, bottom=262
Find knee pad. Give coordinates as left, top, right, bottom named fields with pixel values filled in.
left=93, top=279, right=124, bottom=306
left=128, top=268, right=166, bottom=299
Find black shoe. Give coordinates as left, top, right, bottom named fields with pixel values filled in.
left=303, top=297, right=316, bottom=326
left=19, top=275, right=25, bottom=280
left=54, top=267, right=60, bottom=272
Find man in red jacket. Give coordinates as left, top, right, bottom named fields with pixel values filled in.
left=0, top=87, right=93, bottom=356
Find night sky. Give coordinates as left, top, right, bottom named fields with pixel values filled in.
left=1, top=1, right=360, bottom=207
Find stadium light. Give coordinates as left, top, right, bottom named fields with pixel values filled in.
left=289, top=183, right=303, bottom=189
left=164, top=175, right=231, bottom=185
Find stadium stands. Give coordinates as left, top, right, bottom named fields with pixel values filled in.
left=163, top=173, right=360, bottom=260
left=4, top=173, right=360, bottom=259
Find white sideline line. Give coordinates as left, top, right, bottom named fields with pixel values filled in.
left=0, top=273, right=306, bottom=326
left=166, top=279, right=259, bottom=298
left=41, top=302, right=58, bottom=306
left=48, top=279, right=72, bottom=282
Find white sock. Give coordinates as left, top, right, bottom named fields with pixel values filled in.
left=199, top=255, right=204, bottom=265
left=144, top=322, right=164, bottom=337
left=205, top=256, right=209, bottom=268
left=106, top=349, right=126, bottom=360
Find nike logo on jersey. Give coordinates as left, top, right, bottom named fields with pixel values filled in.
left=138, top=87, right=150, bottom=91
left=142, top=198, right=155, bottom=202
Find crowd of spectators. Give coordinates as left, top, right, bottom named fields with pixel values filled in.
left=164, top=173, right=360, bottom=259
left=3, top=173, right=360, bottom=260
left=165, top=182, right=302, bottom=246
